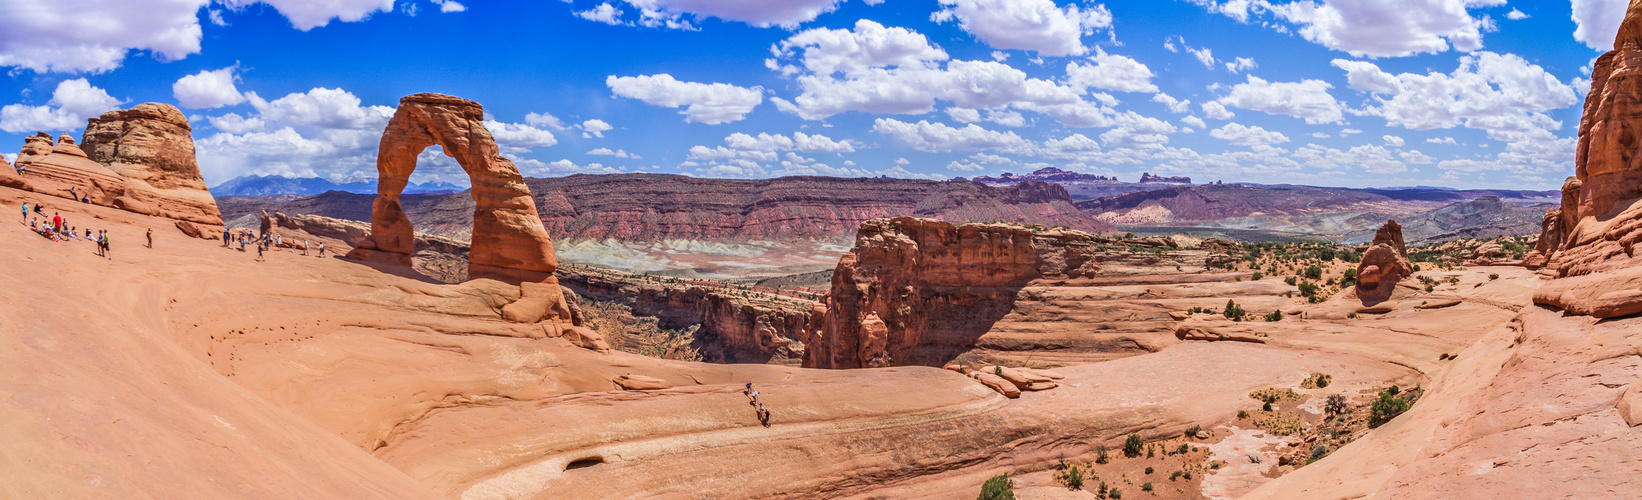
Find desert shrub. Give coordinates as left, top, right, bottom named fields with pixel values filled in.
left=1284, top=276, right=1298, bottom=286
left=1176, top=443, right=1190, bottom=454
left=978, top=474, right=1015, bottom=500
left=1425, top=284, right=1435, bottom=292
left=1124, top=434, right=1144, bottom=456
left=1262, top=401, right=1273, bottom=411
left=1170, top=471, right=1182, bottom=481
left=1310, top=445, right=1329, bottom=461
left=1252, top=271, right=1264, bottom=280
left=995, top=366, right=1004, bottom=377
left=1264, top=310, right=1283, bottom=322
left=1369, top=386, right=1412, bottom=427
left=1317, top=248, right=1336, bottom=261
left=1108, top=488, right=1122, bottom=499
left=1096, top=445, right=1110, bottom=464
left=1223, top=299, right=1246, bottom=321
left=1304, top=265, right=1323, bottom=280
left=1054, top=462, right=1084, bottom=491
left=1186, top=424, right=1204, bottom=438
left=1413, top=264, right=1422, bottom=272
left=1237, top=410, right=1249, bottom=419
left=1145, top=466, right=1154, bottom=474
left=1297, top=281, right=1319, bottom=297
left=1325, top=394, right=1349, bottom=418
left=1301, top=373, right=1331, bottom=389
left=1142, top=482, right=1154, bottom=492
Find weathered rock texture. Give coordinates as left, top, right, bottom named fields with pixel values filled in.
left=808, top=217, right=1102, bottom=369
left=1356, top=220, right=1412, bottom=303
left=558, top=266, right=822, bottom=364
left=81, top=103, right=222, bottom=225
left=14, top=133, right=132, bottom=206
left=0, top=152, right=27, bottom=190
left=350, top=93, right=555, bottom=282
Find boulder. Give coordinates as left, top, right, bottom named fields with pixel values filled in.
left=500, top=280, right=576, bottom=324
left=1618, top=382, right=1642, bottom=427
left=558, top=325, right=611, bottom=353
left=174, top=220, right=203, bottom=239
left=1414, top=299, right=1461, bottom=310
left=973, top=372, right=1020, bottom=398
left=0, top=152, right=29, bottom=190
left=352, top=93, right=556, bottom=282
left=81, top=103, right=222, bottom=225
left=1173, top=316, right=1266, bottom=343
left=613, top=374, right=673, bottom=391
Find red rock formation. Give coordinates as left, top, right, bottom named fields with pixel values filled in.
left=82, top=103, right=223, bottom=225
left=1532, top=1, right=1642, bottom=316
left=14, top=133, right=133, bottom=207
left=807, top=217, right=1101, bottom=369
left=350, top=93, right=555, bottom=282
left=1355, top=220, right=1412, bottom=303
left=0, top=151, right=25, bottom=190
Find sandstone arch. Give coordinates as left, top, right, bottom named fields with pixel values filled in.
left=351, top=93, right=556, bottom=281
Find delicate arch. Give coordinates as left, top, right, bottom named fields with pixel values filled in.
left=355, top=93, right=556, bottom=281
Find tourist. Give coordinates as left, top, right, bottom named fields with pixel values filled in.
left=317, top=242, right=325, bottom=257
left=51, top=212, right=61, bottom=231
left=256, top=241, right=264, bottom=262
left=223, top=228, right=230, bottom=246
left=302, top=239, right=310, bottom=256
left=69, top=186, right=77, bottom=200
left=84, top=228, right=91, bottom=240
left=20, top=202, right=27, bottom=222
left=33, top=203, right=43, bottom=215
left=146, top=228, right=153, bottom=248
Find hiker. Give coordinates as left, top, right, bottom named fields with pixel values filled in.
left=146, top=228, right=152, bottom=248
left=256, top=241, right=264, bottom=262
left=302, top=239, right=310, bottom=256
left=34, top=203, right=43, bottom=215
left=316, top=242, right=325, bottom=257
left=20, top=203, right=27, bottom=222
left=102, top=230, right=111, bottom=259
left=69, top=186, right=77, bottom=200
left=757, top=404, right=771, bottom=428
left=52, top=212, right=61, bottom=231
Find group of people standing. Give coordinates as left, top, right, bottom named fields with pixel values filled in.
left=222, top=228, right=325, bottom=262
left=21, top=201, right=112, bottom=259
left=744, top=383, right=773, bottom=428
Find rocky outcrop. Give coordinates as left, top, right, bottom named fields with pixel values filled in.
left=1356, top=220, right=1412, bottom=303
left=14, top=133, right=133, bottom=207
left=349, top=93, right=556, bottom=282
left=81, top=103, right=222, bottom=225
left=0, top=152, right=28, bottom=190
left=557, top=265, right=821, bottom=364
left=807, top=217, right=1102, bottom=369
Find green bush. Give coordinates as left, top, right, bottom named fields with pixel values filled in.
left=1124, top=434, right=1144, bottom=456
left=978, top=474, right=1015, bottom=500
left=1264, top=310, right=1283, bottom=322
left=1369, top=386, right=1411, bottom=427
left=1304, top=265, right=1323, bottom=280
left=1237, top=410, right=1249, bottom=419
left=1325, top=394, right=1349, bottom=417
left=1145, top=466, right=1154, bottom=474
left=1170, top=471, right=1182, bottom=481
left=1284, top=276, right=1298, bottom=286
left=1109, top=488, right=1122, bottom=499
left=1142, top=482, right=1154, bottom=492
left=1297, top=282, right=1319, bottom=297
left=1223, top=299, right=1246, bottom=321
left=1059, top=464, right=1084, bottom=491
left=1096, top=445, right=1110, bottom=464
left=1252, top=271, right=1264, bottom=280
left=1262, top=401, right=1272, bottom=412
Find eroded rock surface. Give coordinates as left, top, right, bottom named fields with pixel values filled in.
left=82, top=103, right=222, bottom=225
left=14, top=133, right=131, bottom=207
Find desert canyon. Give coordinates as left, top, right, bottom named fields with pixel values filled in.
left=5, top=3, right=1642, bottom=500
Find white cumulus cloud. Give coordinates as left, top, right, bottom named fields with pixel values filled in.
left=1065, top=48, right=1159, bottom=93
left=0, top=78, right=124, bottom=133
left=1210, top=123, right=1291, bottom=146
left=1216, top=75, right=1343, bottom=124
left=1572, top=0, right=1628, bottom=51
left=173, top=66, right=248, bottom=109
left=607, top=74, right=763, bottom=124
left=931, top=0, right=1112, bottom=57
left=872, top=118, right=1026, bottom=152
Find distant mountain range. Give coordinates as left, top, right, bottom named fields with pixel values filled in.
left=965, top=167, right=1191, bottom=200
left=211, top=175, right=464, bottom=196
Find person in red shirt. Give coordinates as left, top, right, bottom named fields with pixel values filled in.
left=52, top=212, right=61, bottom=230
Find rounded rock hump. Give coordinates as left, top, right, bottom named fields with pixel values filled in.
left=81, top=102, right=223, bottom=225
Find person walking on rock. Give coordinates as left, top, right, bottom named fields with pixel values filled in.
left=317, top=242, right=325, bottom=257
left=256, top=240, right=265, bottom=262
left=146, top=228, right=153, bottom=248
left=52, top=212, right=61, bottom=231
left=20, top=203, right=27, bottom=223
left=223, top=229, right=230, bottom=247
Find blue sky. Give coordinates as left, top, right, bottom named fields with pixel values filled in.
left=0, top=0, right=1629, bottom=190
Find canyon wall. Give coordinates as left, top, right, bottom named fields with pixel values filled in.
left=807, top=217, right=1105, bottom=369
left=556, top=266, right=822, bottom=364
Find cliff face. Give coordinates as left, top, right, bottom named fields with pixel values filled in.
left=81, top=103, right=223, bottom=225
left=807, top=217, right=1102, bottom=369
left=556, top=266, right=822, bottom=364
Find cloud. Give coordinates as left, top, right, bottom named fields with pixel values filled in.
left=218, top=0, right=396, bottom=31
left=946, top=107, right=982, bottom=122
left=872, top=118, right=1026, bottom=152
left=1065, top=47, right=1159, bottom=93
left=772, top=19, right=948, bottom=76
left=0, top=79, right=124, bottom=133
left=1224, top=57, right=1256, bottom=73
left=1216, top=75, right=1343, bottom=124
left=1182, top=115, right=1207, bottom=128
left=1336, top=52, right=1576, bottom=143
left=581, top=119, right=613, bottom=138
left=1152, top=93, right=1191, bottom=113
left=249, top=87, right=395, bottom=129
left=1330, top=59, right=1402, bottom=93
left=1210, top=123, right=1290, bottom=146
left=524, top=158, right=623, bottom=176
left=577, top=3, right=629, bottom=25
left=1399, top=149, right=1436, bottom=164
left=1383, top=134, right=1405, bottom=147
left=1505, top=8, right=1528, bottom=20
left=431, top=0, right=465, bottom=13
left=1201, top=101, right=1235, bottom=120
left=607, top=74, right=763, bottom=124
left=946, top=160, right=986, bottom=171
left=686, top=131, right=856, bottom=164
left=1427, top=136, right=1457, bottom=144
left=173, top=66, right=248, bottom=109
left=588, top=147, right=638, bottom=158
left=1572, top=0, right=1627, bottom=51
left=1292, top=143, right=1407, bottom=174
left=205, top=113, right=263, bottom=134
left=525, top=112, right=569, bottom=130
left=0, top=0, right=209, bottom=73
left=611, top=0, right=847, bottom=29
left=931, top=0, right=1112, bottom=56
left=484, top=120, right=559, bottom=151
left=1259, top=0, right=1499, bottom=58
